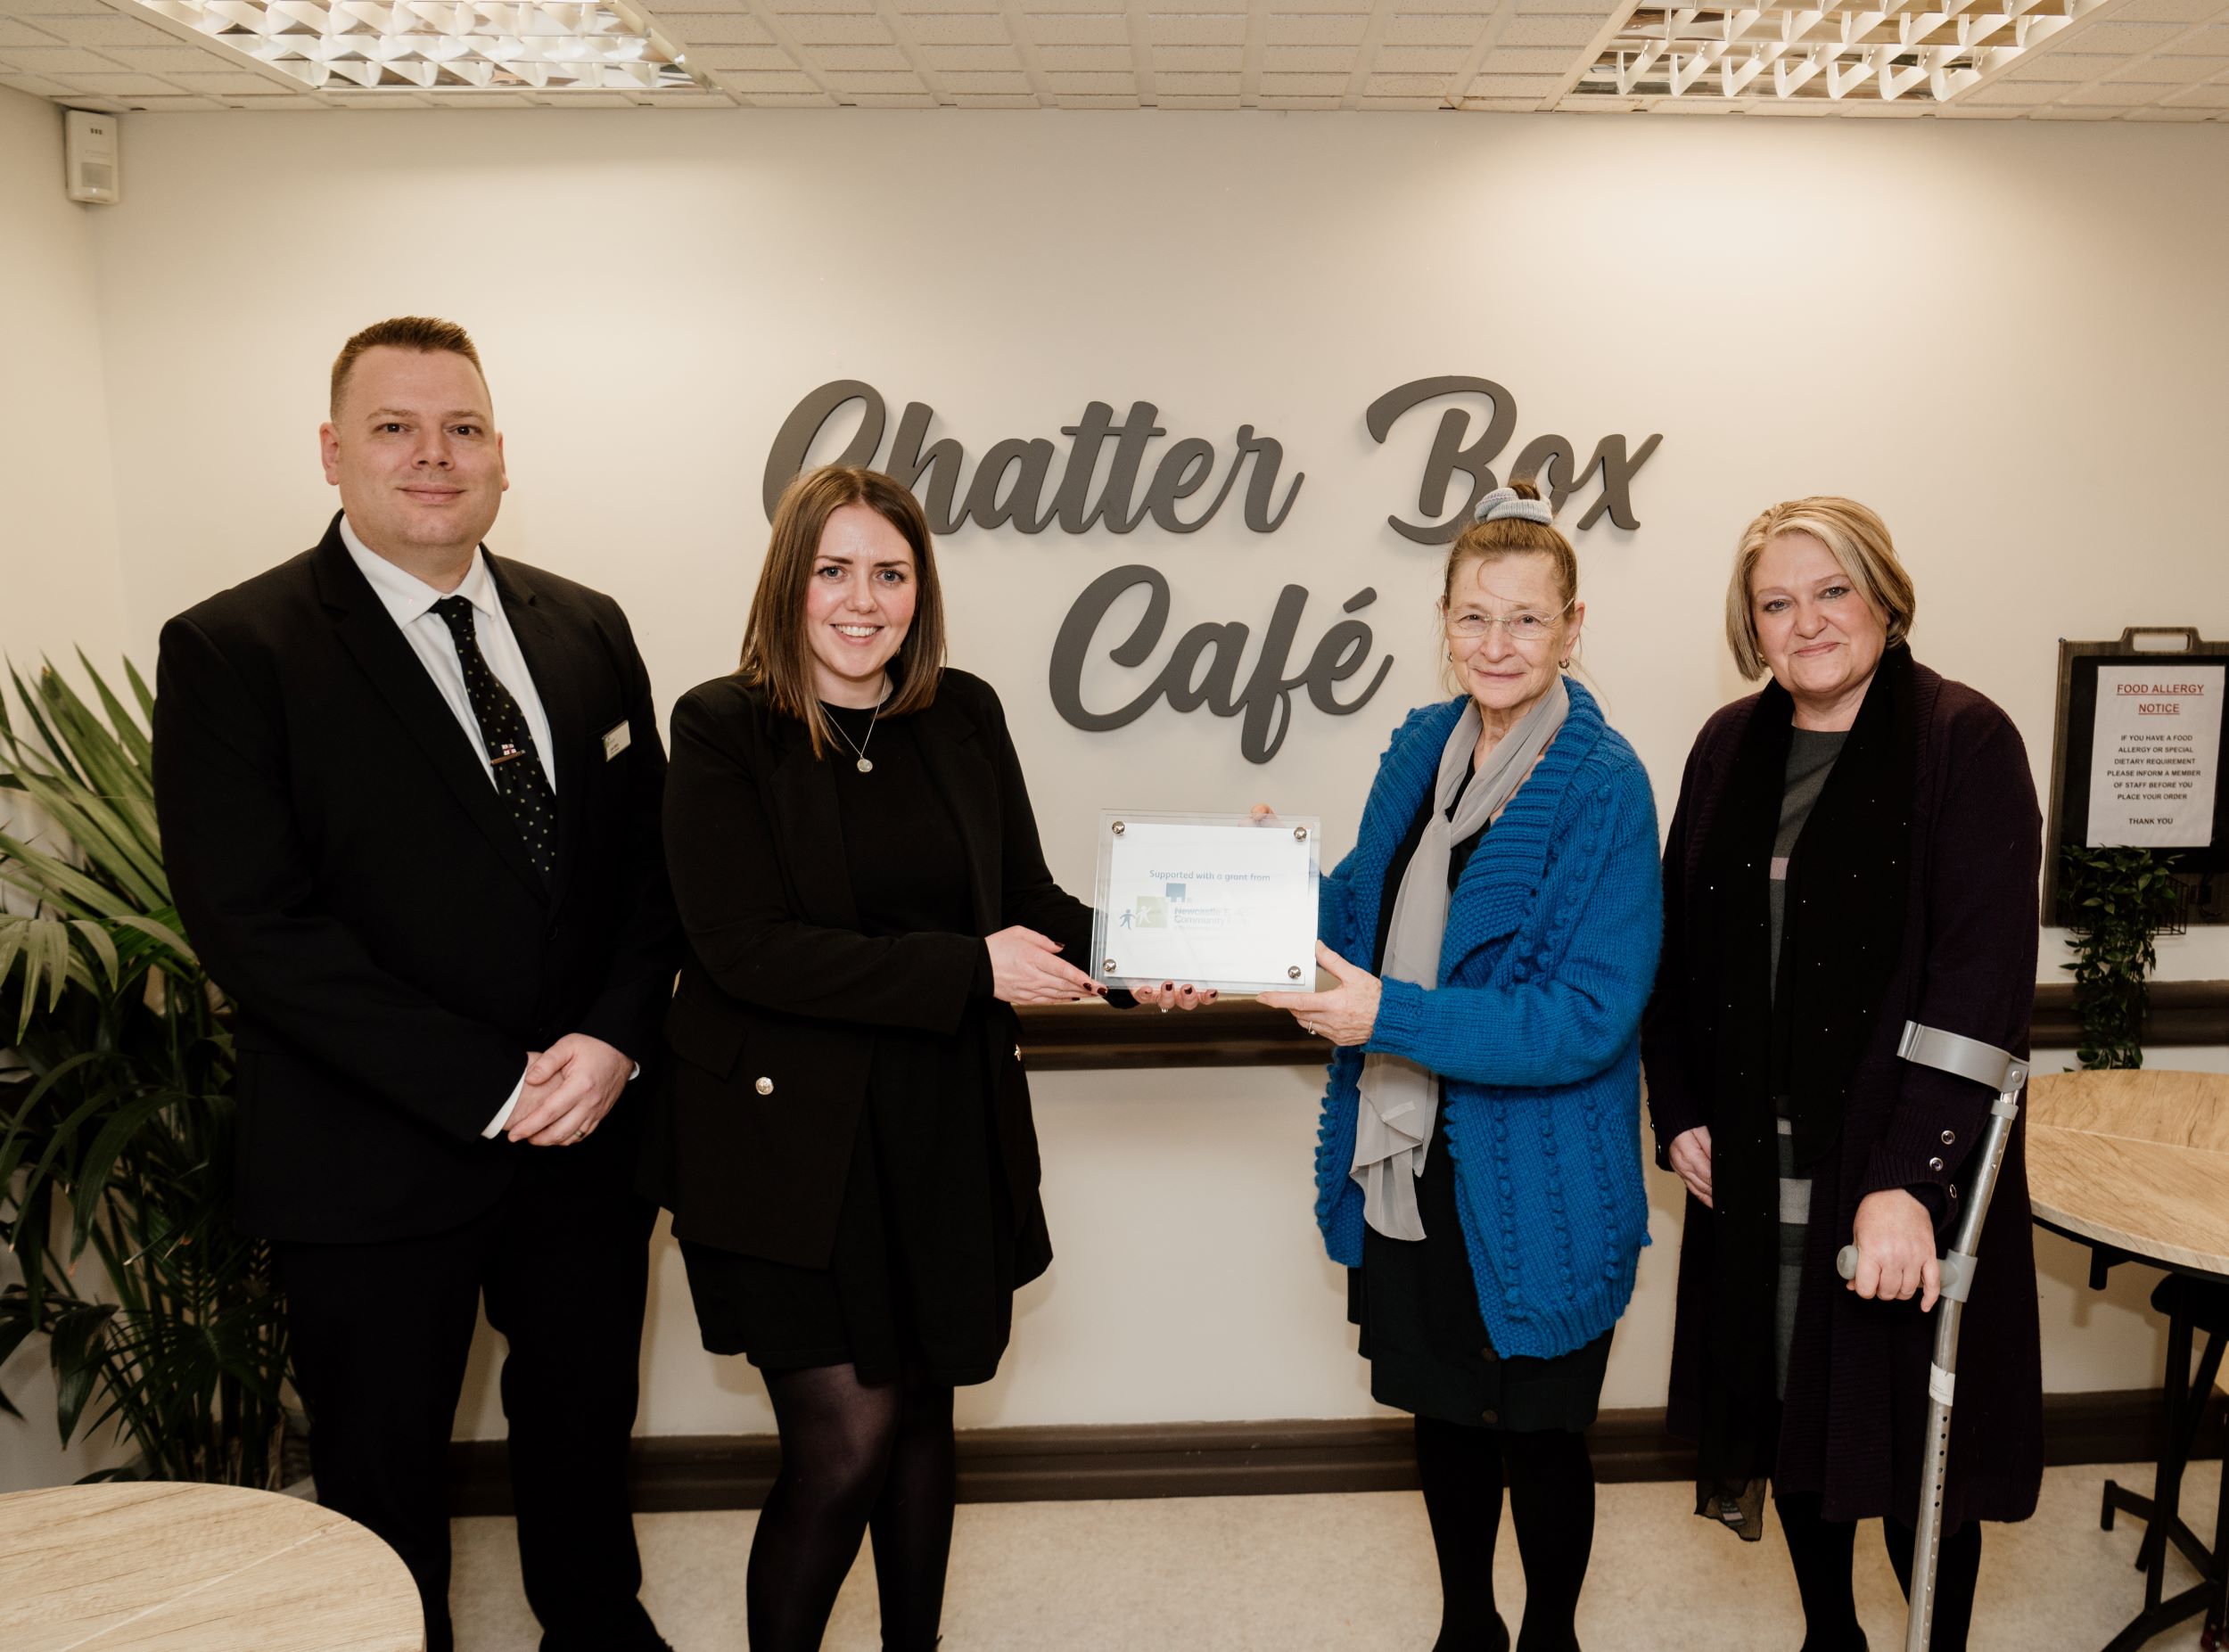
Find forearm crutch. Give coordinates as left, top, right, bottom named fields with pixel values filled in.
left=1836, top=1020, right=2029, bottom=1652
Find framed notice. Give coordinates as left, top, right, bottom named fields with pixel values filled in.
left=2044, top=628, right=2229, bottom=925
left=1090, top=810, right=1322, bottom=994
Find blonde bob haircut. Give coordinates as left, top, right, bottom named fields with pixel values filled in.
left=1724, top=496, right=1917, bottom=682
left=739, top=465, right=947, bottom=759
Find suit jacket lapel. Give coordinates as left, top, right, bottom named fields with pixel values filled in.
left=311, top=522, right=548, bottom=902
left=494, top=558, right=586, bottom=907
left=913, top=691, right=1000, bottom=936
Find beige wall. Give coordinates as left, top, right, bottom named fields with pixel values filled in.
left=3, top=104, right=2226, bottom=1474
left=0, top=86, right=136, bottom=1490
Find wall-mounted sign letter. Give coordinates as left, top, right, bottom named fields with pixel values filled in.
left=1049, top=565, right=1393, bottom=764
left=763, top=382, right=1303, bottom=536
left=1366, top=376, right=1661, bottom=544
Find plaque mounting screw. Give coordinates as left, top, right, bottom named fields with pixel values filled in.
left=1287, top=965, right=1303, bottom=979
left=1104, top=958, right=1117, bottom=973
left=1294, top=826, right=1308, bottom=842
left=1112, top=820, right=1126, bottom=835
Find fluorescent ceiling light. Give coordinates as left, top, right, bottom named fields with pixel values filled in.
left=1572, top=0, right=2112, bottom=107
left=131, top=0, right=706, bottom=95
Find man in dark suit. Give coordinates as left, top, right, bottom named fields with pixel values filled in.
left=152, top=316, right=679, bottom=1652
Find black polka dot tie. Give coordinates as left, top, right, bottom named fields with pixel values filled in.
left=432, top=596, right=556, bottom=884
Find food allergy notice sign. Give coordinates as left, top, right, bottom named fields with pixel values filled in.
left=2085, top=665, right=2225, bottom=846
left=2045, top=629, right=2229, bottom=924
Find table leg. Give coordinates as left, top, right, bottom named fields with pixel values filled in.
left=2100, top=1319, right=2229, bottom=1652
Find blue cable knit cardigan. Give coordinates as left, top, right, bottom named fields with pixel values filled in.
left=1312, top=679, right=1664, bottom=1361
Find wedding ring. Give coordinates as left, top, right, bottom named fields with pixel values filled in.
left=569, top=1129, right=587, bottom=1142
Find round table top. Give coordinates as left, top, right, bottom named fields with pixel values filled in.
left=0, top=1481, right=423, bottom=1652
left=2027, top=1068, right=2229, bottom=1279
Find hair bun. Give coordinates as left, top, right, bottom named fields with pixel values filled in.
left=1508, top=476, right=1542, bottom=502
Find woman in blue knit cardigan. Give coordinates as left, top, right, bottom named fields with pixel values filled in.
left=1260, top=480, right=1662, bottom=1652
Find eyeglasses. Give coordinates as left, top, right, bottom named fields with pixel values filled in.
left=1443, top=596, right=1573, bottom=643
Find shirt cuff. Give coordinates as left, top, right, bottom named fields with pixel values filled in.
left=482, top=1066, right=527, bottom=1139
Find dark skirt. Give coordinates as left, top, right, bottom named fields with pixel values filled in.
left=1349, top=1106, right=1612, bottom=1433
left=679, top=1010, right=1041, bottom=1388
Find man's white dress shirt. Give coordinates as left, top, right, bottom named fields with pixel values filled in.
left=339, top=515, right=593, bottom=1140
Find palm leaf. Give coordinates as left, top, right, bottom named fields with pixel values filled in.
left=76, top=653, right=154, bottom=774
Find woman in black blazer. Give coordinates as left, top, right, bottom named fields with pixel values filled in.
left=649, top=465, right=1201, bottom=1651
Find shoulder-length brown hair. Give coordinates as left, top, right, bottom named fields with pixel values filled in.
left=739, top=465, right=947, bottom=757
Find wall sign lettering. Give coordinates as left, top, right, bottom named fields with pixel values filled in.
left=762, top=377, right=1658, bottom=763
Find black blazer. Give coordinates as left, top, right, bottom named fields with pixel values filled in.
left=646, top=668, right=1094, bottom=1269
left=152, top=515, right=679, bottom=1244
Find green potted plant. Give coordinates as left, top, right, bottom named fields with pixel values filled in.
left=2058, top=843, right=2184, bottom=1072
left=0, top=657, right=288, bottom=1484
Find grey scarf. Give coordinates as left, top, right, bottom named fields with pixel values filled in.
left=1352, top=677, right=1569, bottom=1240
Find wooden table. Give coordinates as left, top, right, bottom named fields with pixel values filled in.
left=2028, top=1070, right=2229, bottom=1652
left=0, top=1482, right=423, bottom=1651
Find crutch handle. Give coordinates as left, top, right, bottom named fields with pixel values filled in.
left=1837, top=1245, right=1860, bottom=1281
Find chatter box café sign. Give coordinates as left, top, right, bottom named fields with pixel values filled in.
left=763, top=377, right=1662, bottom=764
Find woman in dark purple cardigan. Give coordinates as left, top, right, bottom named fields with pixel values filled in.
left=1643, top=497, right=2043, bottom=1652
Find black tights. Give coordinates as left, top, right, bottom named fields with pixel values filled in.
left=748, top=1362, right=956, bottom=1652
left=1415, top=1415, right=1595, bottom=1652
left=1775, top=1492, right=1982, bottom=1652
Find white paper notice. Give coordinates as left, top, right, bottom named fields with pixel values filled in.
left=2085, top=663, right=2224, bottom=847
left=1092, top=814, right=1320, bottom=993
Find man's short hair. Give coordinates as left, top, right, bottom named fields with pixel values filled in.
left=330, top=316, right=486, bottom=419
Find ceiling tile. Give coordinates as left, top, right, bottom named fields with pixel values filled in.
left=1050, top=90, right=1142, bottom=103
left=941, top=69, right=1030, bottom=87
left=1467, top=70, right=1555, bottom=94
left=1383, top=12, right=1492, bottom=45
left=161, top=70, right=286, bottom=91
left=660, top=14, right=776, bottom=43
left=0, top=45, right=121, bottom=73
left=2124, top=103, right=2213, bottom=116
left=850, top=90, right=939, bottom=103
left=1501, top=13, right=1603, bottom=45
left=745, top=88, right=839, bottom=102
left=1264, top=12, right=1369, bottom=43
left=1153, top=43, right=1243, bottom=65
left=2162, top=78, right=2229, bottom=101
left=1257, top=92, right=1341, bottom=104
left=0, top=0, right=115, bottom=14
left=2108, top=53, right=2229, bottom=80
left=1961, top=81, right=2048, bottom=103
left=1147, top=12, right=1248, bottom=41
left=897, top=0, right=1012, bottom=10
left=1263, top=43, right=1352, bottom=67
left=691, top=45, right=797, bottom=67
left=1155, top=68, right=1240, bottom=87
left=2003, top=51, right=2089, bottom=79
left=0, top=17, right=57, bottom=44
left=2113, top=0, right=2226, bottom=16
left=1357, top=91, right=1441, bottom=104
left=108, top=93, right=226, bottom=108
left=642, top=0, right=757, bottom=10
left=782, top=14, right=895, bottom=42
left=100, top=45, right=221, bottom=70
left=2159, top=22, right=2229, bottom=50
left=716, top=68, right=820, bottom=89
left=1476, top=45, right=1571, bottom=70
left=1260, top=68, right=1347, bottom=89
left=1155, top=90, right=1241, bottom=103
left=918, top=44, right=1021, bottom=66
left=950, top=91, right=1039, bottom=103
left=2048, top=20, right=2189, bottom=51
left=2031, top=104, right=2123, bottom=117
left=799, top=44, right=910, bottom=67
left=1374, top=44, right=1468, bottom=69
left=1043, top=68, right=1138, bottom=87
left=774, top=0, right=878, bottom=9
left=1365, top=70, right=1450, bottom=92
left=905, top=13, right=1012, bottom=42
left=1026, top=13, right=1130, bottom=44
left=33, top=14, right=175, bottom=46
left=224, top=91, right=323, bottom=105
left=1036, top=42, right=1131, bottom=66
left=0, top=69, right=67, bottom=93
left=828, top=68, right=927, bottom=87
left=2060, top=79, right=2160, bottom=103
left=1467, top=94, right=1542, bottom=107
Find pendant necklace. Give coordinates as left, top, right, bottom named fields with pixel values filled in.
left=827, top=692, right=886, bottom=775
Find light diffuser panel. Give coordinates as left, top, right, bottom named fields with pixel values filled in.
left=131, top=0, right=708, bottom=95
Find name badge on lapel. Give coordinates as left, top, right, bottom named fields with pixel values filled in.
left=602, top=721, right=632, bottom=761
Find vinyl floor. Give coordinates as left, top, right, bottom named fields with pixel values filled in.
left=450, top=1458, right=2222, bottom=1649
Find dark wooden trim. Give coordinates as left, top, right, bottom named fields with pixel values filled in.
left=1016, top=982, right=2229, bottom=1070
left=446, top=1388, right=2219, bottom=1516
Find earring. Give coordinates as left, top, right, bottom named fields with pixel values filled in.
left=1559, top=656, right=1571, bottom=669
